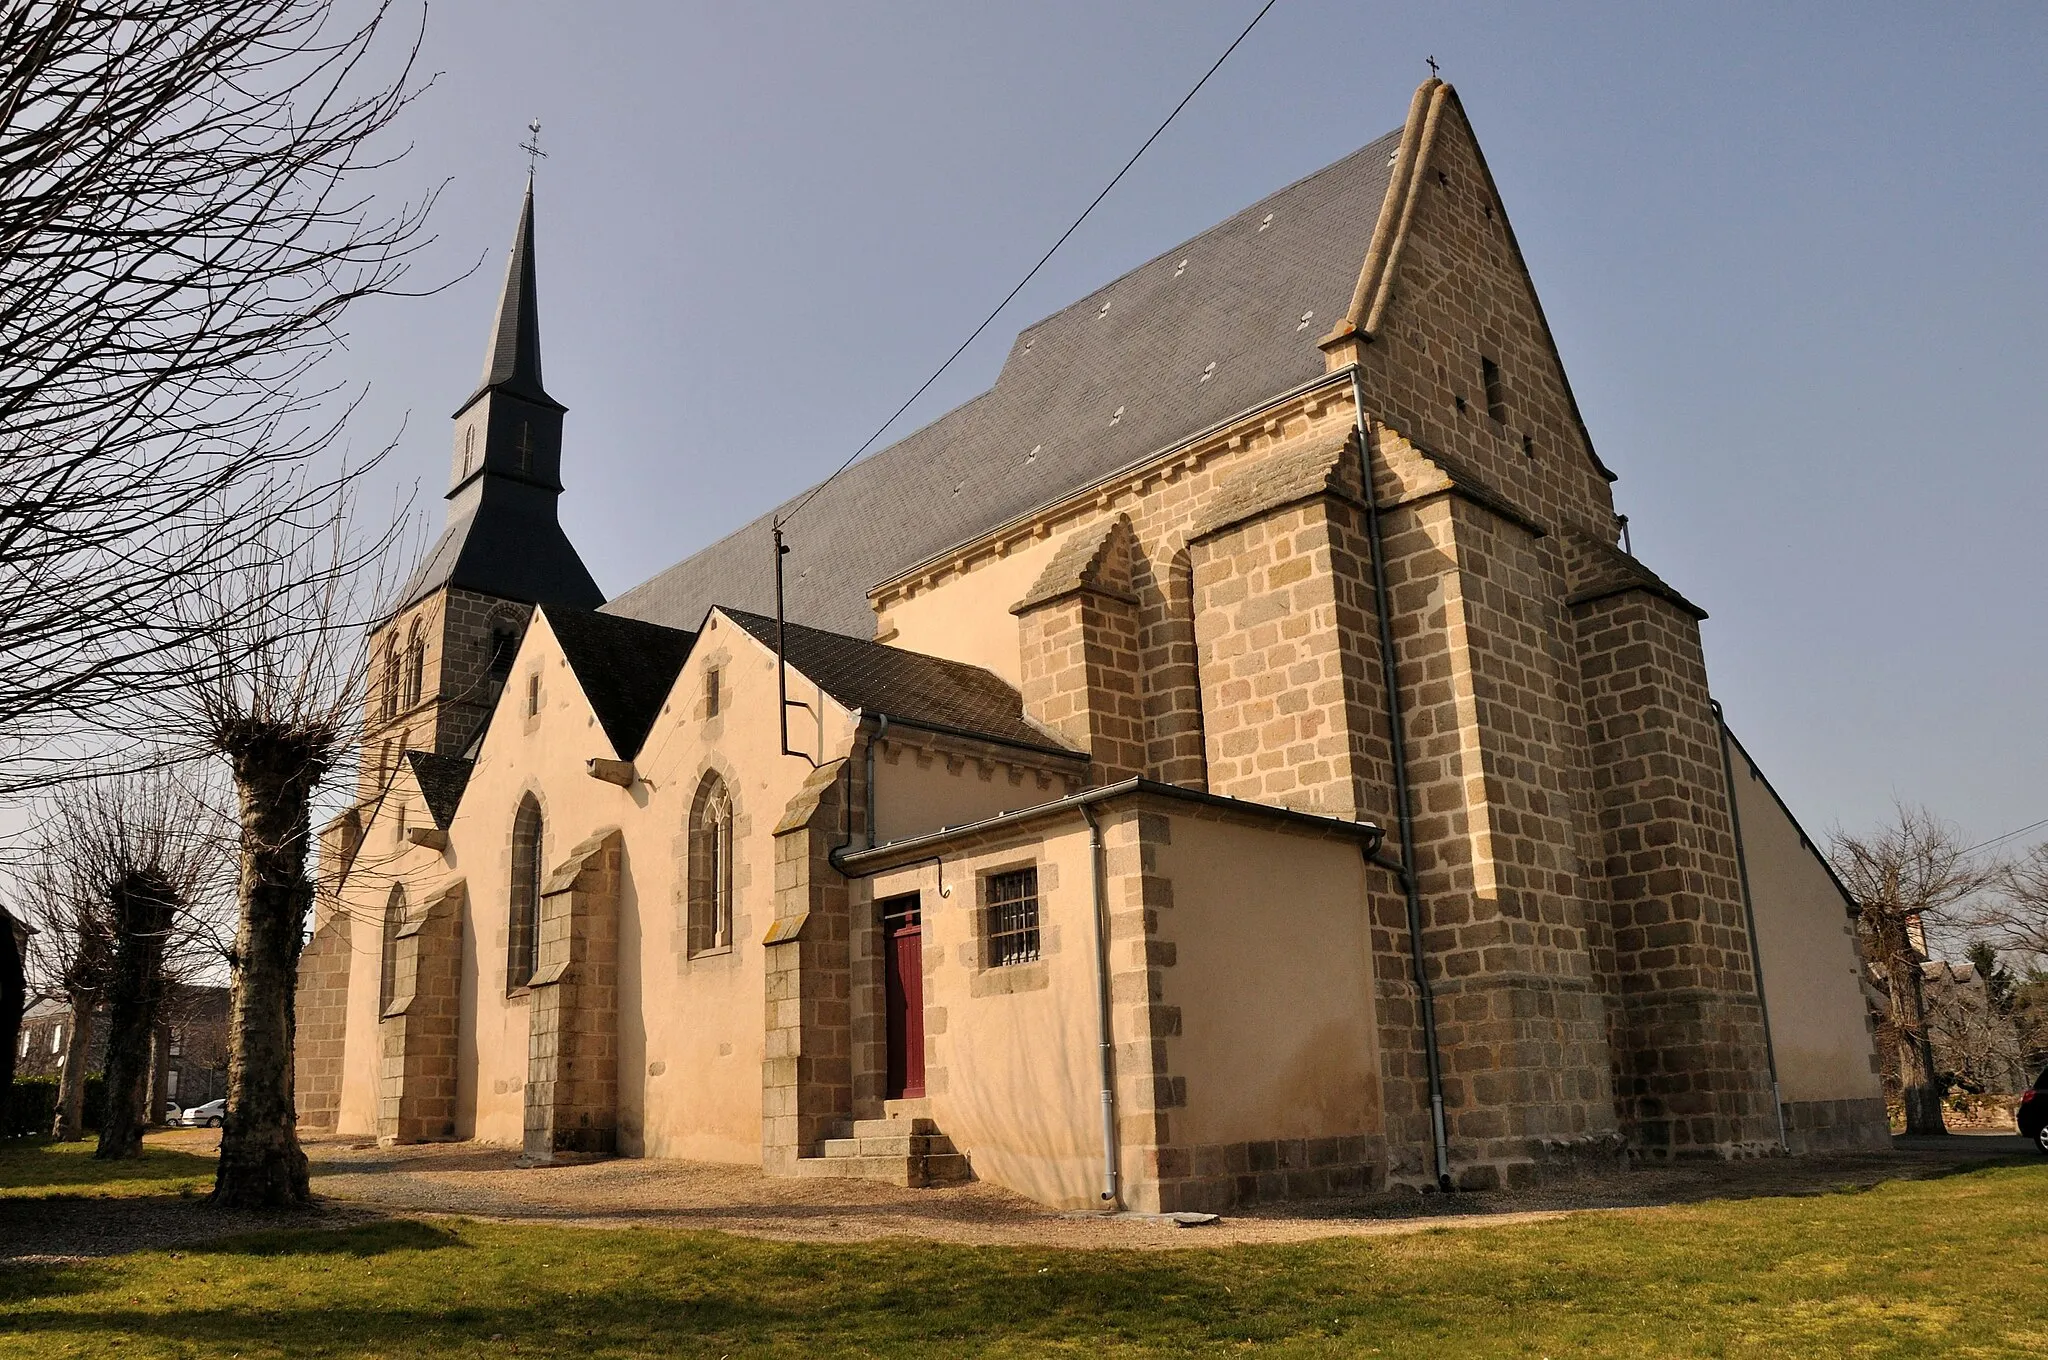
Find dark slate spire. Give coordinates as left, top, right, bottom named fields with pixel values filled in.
left=467, top=181, right=559, bottom=412
left=392, top=182, right=601, bottom=615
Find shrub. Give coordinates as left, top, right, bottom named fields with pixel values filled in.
left=5, top=1074, right=106, bottom=1138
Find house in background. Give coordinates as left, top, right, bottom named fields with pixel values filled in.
left=298, top=77, right=1886, bottom=1211
left=17, top=984, right=231, bottom=1113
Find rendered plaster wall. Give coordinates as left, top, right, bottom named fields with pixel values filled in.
left=1150, top=813, right=1381, bottom=1152
left=1725, top=736, right=1884, bottom=1108
left=865, top=822, right=1107, bottom=1210
left=868, top=733, right=1084, bottom=848
left=327, top=606, right=857, bottom=1162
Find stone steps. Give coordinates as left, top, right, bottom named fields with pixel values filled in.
left=792, top=1102, right=972, bottom=1189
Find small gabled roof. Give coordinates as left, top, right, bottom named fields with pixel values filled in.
left=545, top=608, right=698, bottom=761
left=720, top=609, right=1077, bottom=758
left=403, top=751, right=474, bottom=829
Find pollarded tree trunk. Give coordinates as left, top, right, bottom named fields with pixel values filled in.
left=212, top=733, right=322, bottom=1208
left=97, top=873, right=176, bottom=1159
left=53, top=993, right=96, bottom=1140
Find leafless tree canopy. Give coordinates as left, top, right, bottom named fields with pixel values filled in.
left=0, top=0, right=435, bottom=788
left=1830, top=804, right=2001, bottom=1134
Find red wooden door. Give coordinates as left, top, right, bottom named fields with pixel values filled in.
left=883, top=894, right=925, bottom=1100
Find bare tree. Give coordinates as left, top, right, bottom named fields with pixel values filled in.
left=1829, top=805, right=1997, bottom=1135
left=13, top=773, right=228, bottom=1146
left=17, top=847, right=115, bottom=1139
left=0, top=0, right=439, bottom=790
left=1976, top=843, right=2048, bottom=968
left=160, top=472, right=402, bottom=1208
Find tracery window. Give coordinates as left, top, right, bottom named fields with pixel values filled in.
left=379, top=641, right=400, bottom=722
left=403, top=623, right=425, bottom=709
left=379, top=884, right=407, bottom=1015
left=507, top=795, right=543, bottom=991
left=687, top=773, right=734, bottom=955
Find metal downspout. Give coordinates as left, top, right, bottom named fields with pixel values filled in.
left=865, top=715, right=888, bottom=849
left=1080, top=803, right=1121, bottom=1208
left=1713, top=700, right=1789, bottom=1153
left=1348, top=371, right=1454, bottom=1193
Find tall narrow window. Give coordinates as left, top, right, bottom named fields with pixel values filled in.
left=462, top=425, right=476, bottom=476
left=705, top=667, right=721, bottom=718
left=525, top=671, right=541, bottom=717
left=379, top=642, right=399, bottom=722
left=403, top=623, right=425, bottom=709
left=516, top=421, right=534, bottom=473
left=488, top=625, right=518, bottom=678
left=379, top=885, right=407, bottom=1015
left=1481, top=356, right=1507, bottom=424
left=688, top=773, right=734, bottom=954
left=507, top=795, right=543, bottom=991
left=986, top=867, right=1041, bottom=967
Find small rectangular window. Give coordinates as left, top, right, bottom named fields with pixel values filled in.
left=986, top=868, right=1041, bottom=967
left=526, top=672, right=540, bottom=717
left=706, top=667, right=721, bottom=719
left=1482, top=356, right=1507, bottom=424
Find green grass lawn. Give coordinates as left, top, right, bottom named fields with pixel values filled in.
left=0, top=1138, right=216, bottom=1200
left=2, top=1143, right=2045, bottom=1358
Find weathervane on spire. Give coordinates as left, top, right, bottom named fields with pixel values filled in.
left=520, top=118, right=546, bottom=178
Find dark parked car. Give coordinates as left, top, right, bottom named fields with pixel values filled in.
left=2020, top=1070, right=2048, bottom=1153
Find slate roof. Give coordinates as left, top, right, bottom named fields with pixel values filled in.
left=605, top=130, right=1404, bottom=638
left=395, top=185, right=599, bottom=615
left=460, top=181, right=559, bottom=416
left=403, top=751, right=474, bottom=830
left=399, top=478, right=604, bottom=613
left=721, top=609, right=1078, bottom=758
left=547, top=608, right=698, bottom=760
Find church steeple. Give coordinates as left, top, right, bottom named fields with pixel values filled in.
left=468, top=181, right=557, bottom=416
left=446, top=184, right=569, bottom=497
left=391, top=181, right=601, bottom=617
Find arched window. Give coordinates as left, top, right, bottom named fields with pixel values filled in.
left=379, top=641, right=399, bottom=722
left=688, top=773, right=734, bottom=955
left=403, top=623, right=425, bottom=709
left=379, top=884, right=407, bottom=1015
left=507, top=794, right=543, bottom=991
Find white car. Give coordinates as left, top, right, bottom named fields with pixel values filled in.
left=177, top=1098, right=226, bottom=1128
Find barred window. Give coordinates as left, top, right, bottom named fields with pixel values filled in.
left=986, top=867, right=1040, bottom=967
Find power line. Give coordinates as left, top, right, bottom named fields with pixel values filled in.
left=776, top=0, right=1282, bottom=528
left=1963, top=815, right=2048, bottom=857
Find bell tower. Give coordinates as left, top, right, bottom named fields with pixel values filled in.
left=361, top=180, right=603, bottom=795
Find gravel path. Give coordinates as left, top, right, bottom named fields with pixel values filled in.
left=6, top=1129, right=2032, bottom=1259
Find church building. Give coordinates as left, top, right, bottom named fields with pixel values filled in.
left=296, top=79, right=1887, bottom=1210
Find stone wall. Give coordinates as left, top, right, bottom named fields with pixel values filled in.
left=294, top=913, right=352, bottom=1134
left=763, top=759, right=856, bottom=1169
left=377, top=882, right=465, bottom=1144
left=1571, top=572, right=1777, bottom=1156
left=523, top=829, right=623, bottom=1161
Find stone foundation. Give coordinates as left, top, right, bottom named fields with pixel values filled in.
left=1156, top=1134, right=1387, bottom=1214
left=1782, top=1096, right=1892, bottom=1152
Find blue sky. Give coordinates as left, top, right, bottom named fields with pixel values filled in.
left=328, top=1, right=2048, bottom=850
